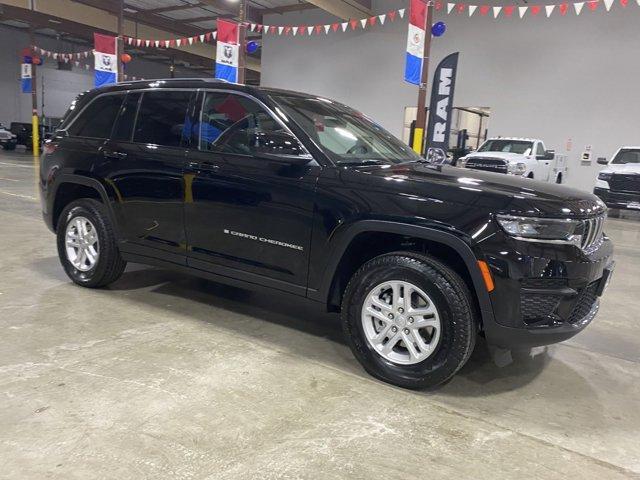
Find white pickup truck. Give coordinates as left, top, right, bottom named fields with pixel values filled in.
left=458, top=137, right=567, bottom=184
left=593, top=146, right=640, bottom=210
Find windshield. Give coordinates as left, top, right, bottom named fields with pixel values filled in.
left=478, top=139, right=533, bottom=155
left=271, top=94, right=421, bottom=165
left=612, top=148, right=640, bottom=164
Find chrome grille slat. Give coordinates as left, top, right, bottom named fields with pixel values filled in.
left=580, top=214, right=605, bottom=252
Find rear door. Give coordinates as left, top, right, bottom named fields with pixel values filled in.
left=99, top=89, right=195, bottom=264
left=535, top=141, right=551, bottom=181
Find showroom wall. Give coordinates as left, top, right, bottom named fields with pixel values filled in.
left=0, top=26, right=208, bottom=127
left=261, top=0, right=640, bottom=190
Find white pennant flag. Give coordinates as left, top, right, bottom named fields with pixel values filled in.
left=53, top=53, right=58, bottom=59
left=468, top=5, right=477, bottom=16
left=145, top=40, right=151, bottom=47
left=447, top=2, right=455, bottom=13
left=603, top=0, right=614, bottom=10
left=637, top=0, right=640, bottom=6
left=574, top=2, right=584, bottom=14
left=307, top=26, right=314, bottom=35
left=188, top=37, right=194, bottom=45
left=378, top=14, right=386, bottom=24
left=292, top=26, right=299, bottom=35
left=263, top=25, right=269, bottom=34
left=155, top=40, right=160, bottom=47
left=136, top=39, right=142, bottom=47
left=341, top=22, right=348, bottom=31
left=278, top=26, right=285, bottom=35
left=250, top=23, right=256, bottom=32
left=127, top=37, right=133, bottom=45
left=398, top=8, right=405, bottom=18
left=360, top=18, right=367, bottom=28
left=518, top=6, right=528, bottom=17
left=324, top=24, right=331, bottom=33
left=165, top=40, right=170, bottom=48
left=199, top=34, right=205, bottom=42
left=493, top=6, right=502, bottom=17
left=545, top=5, right=555, bottom=16
left=212, top=31, right=217, bottom=39
left=176, top=38, right=182, bottom=46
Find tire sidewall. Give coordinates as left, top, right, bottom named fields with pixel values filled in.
left=57, top=202, right=108, bottom=287
left=343, top=256, right=474, bottom=389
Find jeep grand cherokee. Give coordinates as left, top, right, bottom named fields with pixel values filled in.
left=40, top=79, right=614, bottom=389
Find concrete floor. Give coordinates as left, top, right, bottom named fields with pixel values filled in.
left=1, top=150, right=639, bottom=480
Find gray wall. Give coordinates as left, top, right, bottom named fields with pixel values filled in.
left=0, top=26, right=211, bottom=127
left=261, top=0, right=640, bottom=190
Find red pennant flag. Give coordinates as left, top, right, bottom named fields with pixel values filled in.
left=479, top=5, right=490, bottom=15
left=369, top=16, right=376, bottom=26
left=435, top=1, right=443, bottom=10
left=456, top=3, right=466, bottom=13
left=205, top=32, right=211, bottom=41
left=504, top=5, right=515, bottom=15
left=349, top=19, right=358, bottom=30
left=559, top=2, right=568, bottom=14
left=388, top=10, right=397, bottom=21
left=530, top=5, right=541, bottom=15
left=331, top=23, right=339, bottom=32
left=270, top=26, right=277, bottom=34
left=314, top=25, right=321, bottom=34
left=299, top=25, right=306, bottom=35
left=284, top=26, right=292, bottom=35
left=587, top=0, right=598, bottom=9
left=620, top=0, right=628, bottom=7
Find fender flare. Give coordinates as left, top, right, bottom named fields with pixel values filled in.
left=310, top=220, right=495, bottom=325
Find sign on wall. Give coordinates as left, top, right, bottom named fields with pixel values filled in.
left=426, top=52, right=459, bottom=164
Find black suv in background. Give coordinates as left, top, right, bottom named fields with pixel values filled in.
left=40, top=79, right=614, bottom=389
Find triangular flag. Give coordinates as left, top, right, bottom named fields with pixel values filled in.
left=447, top=3, right=455, bottom=13
left=398, top=8, right=405, bottom=17
left=278, top=26, right=285, bottom=35
left=127, top=37, right=133, bottom=45
left=603, top=0, right=614, bottom=10
left=545, top=4, right=555, bottom=16
left=250, top=23, right=256, bottom=32
left=284, top=26, right=292, bottom=35
left=165, top=40, right=170, bottom=48
left=199, top=34, right=205, bottom=42
left=504, top=5, right=514, bottom=15
left=176, top=38, right=182, bottom=46
left=341, top=22, right=348, bottom=31
left=456, top=3, right=465, bottom=13
left=559, top=3, right=568, bottom=14
left=531, top=5, right=541, bottom=15
left=155, top=40, right=160, bottom=47
left=378, top=14, right=386, bottom=24
left=136, top=39, right=142, bottom=47
left=212, top=31, right=217, bottom=39
left=574, top=2, right=584, bottom=13
left=205, top=32, right=211, bottom=41
left=469, top=5, right=477, bottom=15
left=307, top=25, right=314, bottom=35
left=435, top=1, right=443, bottom=9
left=145, top=40, right=151, bottom=47
left=518, top=6, right=528, bottom=17
left=350, top=19, right=358, bottom=29
left=270, top=26, right=277, bottom=34
left=331, top=23, right=339, bottom=31
left=314, top=25, right=322, bottom=34
left=620, top=0, right=628, bottom=7
left=189, top=36, right=195, bottom=44
left=479, top=5, right=490, bottom=15
left=587, top=1, right=598, bottom=9
left=324, top=24, right=331, bottom=33
left=493, top=5, right=502, bottom=17
left=292, top=26, right=299, bottom=35
left=369, top=16, right=376, bottom=26
left=360, top=18, right=367, bottom=28
left=263, top=25, right=269, bottom=34
left=389, top=10, right=397, bottom=21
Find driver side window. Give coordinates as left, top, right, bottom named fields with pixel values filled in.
left=196, top=92, right=304, bottom=157
left=536, top=143, right=545, bottom=157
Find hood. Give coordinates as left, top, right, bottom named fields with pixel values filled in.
left=465, top=151, right=530, bottom=162
left=345, top=162, right=604, bottom=218
left=601, top=163, right=640, bottom=174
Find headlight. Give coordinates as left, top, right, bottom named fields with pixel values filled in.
left=497, top=215, right=581, bottom=243
left=507, top=162, right=527, bottom=175
left=598, top=172, right=612, bottom=181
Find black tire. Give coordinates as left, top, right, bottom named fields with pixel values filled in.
left=556, top=174, right=562, bottom=184
left=341, top=252, right=477, bottom=389
left=527, top=172, right=534, bottom=179
left=56, top=199, right=126, bottom=288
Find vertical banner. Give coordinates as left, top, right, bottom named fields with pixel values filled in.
left=426, top=52, right=459, bottom=164
left=94, top=33, right=118, bottom=87
left=21, top=60, right=32, bottom=93
left=216, top=20, right=239, bottom=83
left=404, top=0, right=427, bottom=85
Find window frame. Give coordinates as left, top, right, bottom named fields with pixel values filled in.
left=63, top=91, right=127, bottom=140
left=195, top=88, right=313, bottom=161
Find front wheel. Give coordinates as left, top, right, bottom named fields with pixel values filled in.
left=56, top=199, right=126, bottom=288
left=341, top=252, right=477, bottom=389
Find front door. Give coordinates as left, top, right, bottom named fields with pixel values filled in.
left=184, top=91, right=320, bottom=294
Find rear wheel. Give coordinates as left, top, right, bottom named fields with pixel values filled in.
left=341, top=252, right=477, bottom=389
left=556, top=173, right=562, bottom=184
left=56, top=199, right=126, bottom=288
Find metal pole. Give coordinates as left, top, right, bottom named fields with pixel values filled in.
left=412, top=1, right=434, bottom=156
left=29, top=29, right=39, bottom=157
left=237, top=0, right=247, bottom=84
left=117, top=0, right=124, bottom=82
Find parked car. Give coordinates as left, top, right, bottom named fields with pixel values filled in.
left=594, top=147, right=640, bottom=210
left=458, top=137, right=567, bottom=183
left=0, top=123, right=17, bottom=150
left=9, top=121, right=53, bottom=150
left=39, top=79, right=614, bottom=389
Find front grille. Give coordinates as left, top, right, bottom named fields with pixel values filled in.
left=465, top=157, right=507, bottom=174
left=609, top=174, right=640, bottom=193
left=521, top=293, right=563, bottom=324
left=568, top=282, right=599, bottom=324
left=580, top=215, right=605, bottom=252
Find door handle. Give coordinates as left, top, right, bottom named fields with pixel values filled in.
left=187, top=161, right=219, bottom=172
left=103, top=150, right=127, bottom=160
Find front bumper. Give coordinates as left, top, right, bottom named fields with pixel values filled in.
left=477, top=227, right=614, bottom=349
left=594, top=187, right=640, bottom=210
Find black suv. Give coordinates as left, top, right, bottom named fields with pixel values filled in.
left=40, top=79, right=614, bottom=389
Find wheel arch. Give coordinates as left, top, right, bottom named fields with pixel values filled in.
left=311, top=221, right=495, bottom=328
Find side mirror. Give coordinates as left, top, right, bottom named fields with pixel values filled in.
left=597, top=157, right=608, bottom=165
left=537, top=150, right=555, bottom=160
left=253, top=131, right=312, bottom=166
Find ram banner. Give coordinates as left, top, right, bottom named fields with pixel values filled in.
left=426, top=52, right=459, bottom=164
left=215, top=20, right=239, bottom=83
left=94, top=33, right=118, bottom=87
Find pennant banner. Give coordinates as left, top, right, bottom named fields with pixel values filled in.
left=215, top=19, right=239, bottom=83
left=94, top=33, right=117, bottom=87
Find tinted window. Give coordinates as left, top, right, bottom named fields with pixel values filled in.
left=536, top=143, right=545, bottom=156
left=112, top=92, right=141, bottom=141
left=67, top=94, right=124, bottom=138
left=478, top=140, right=533, bottom=155
left=133, top=91, right=192, bottom=147
left=612, top=149, right=640, bottom=164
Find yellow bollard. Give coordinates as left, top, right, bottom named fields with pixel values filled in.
left=32, top=114, right=39, bottom=157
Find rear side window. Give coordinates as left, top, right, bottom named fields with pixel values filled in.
left=133, top=91, right=192, bottom=147
left=67, top=94, right=124, bottom=139
left=112, top=92, right=141, bottom=141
